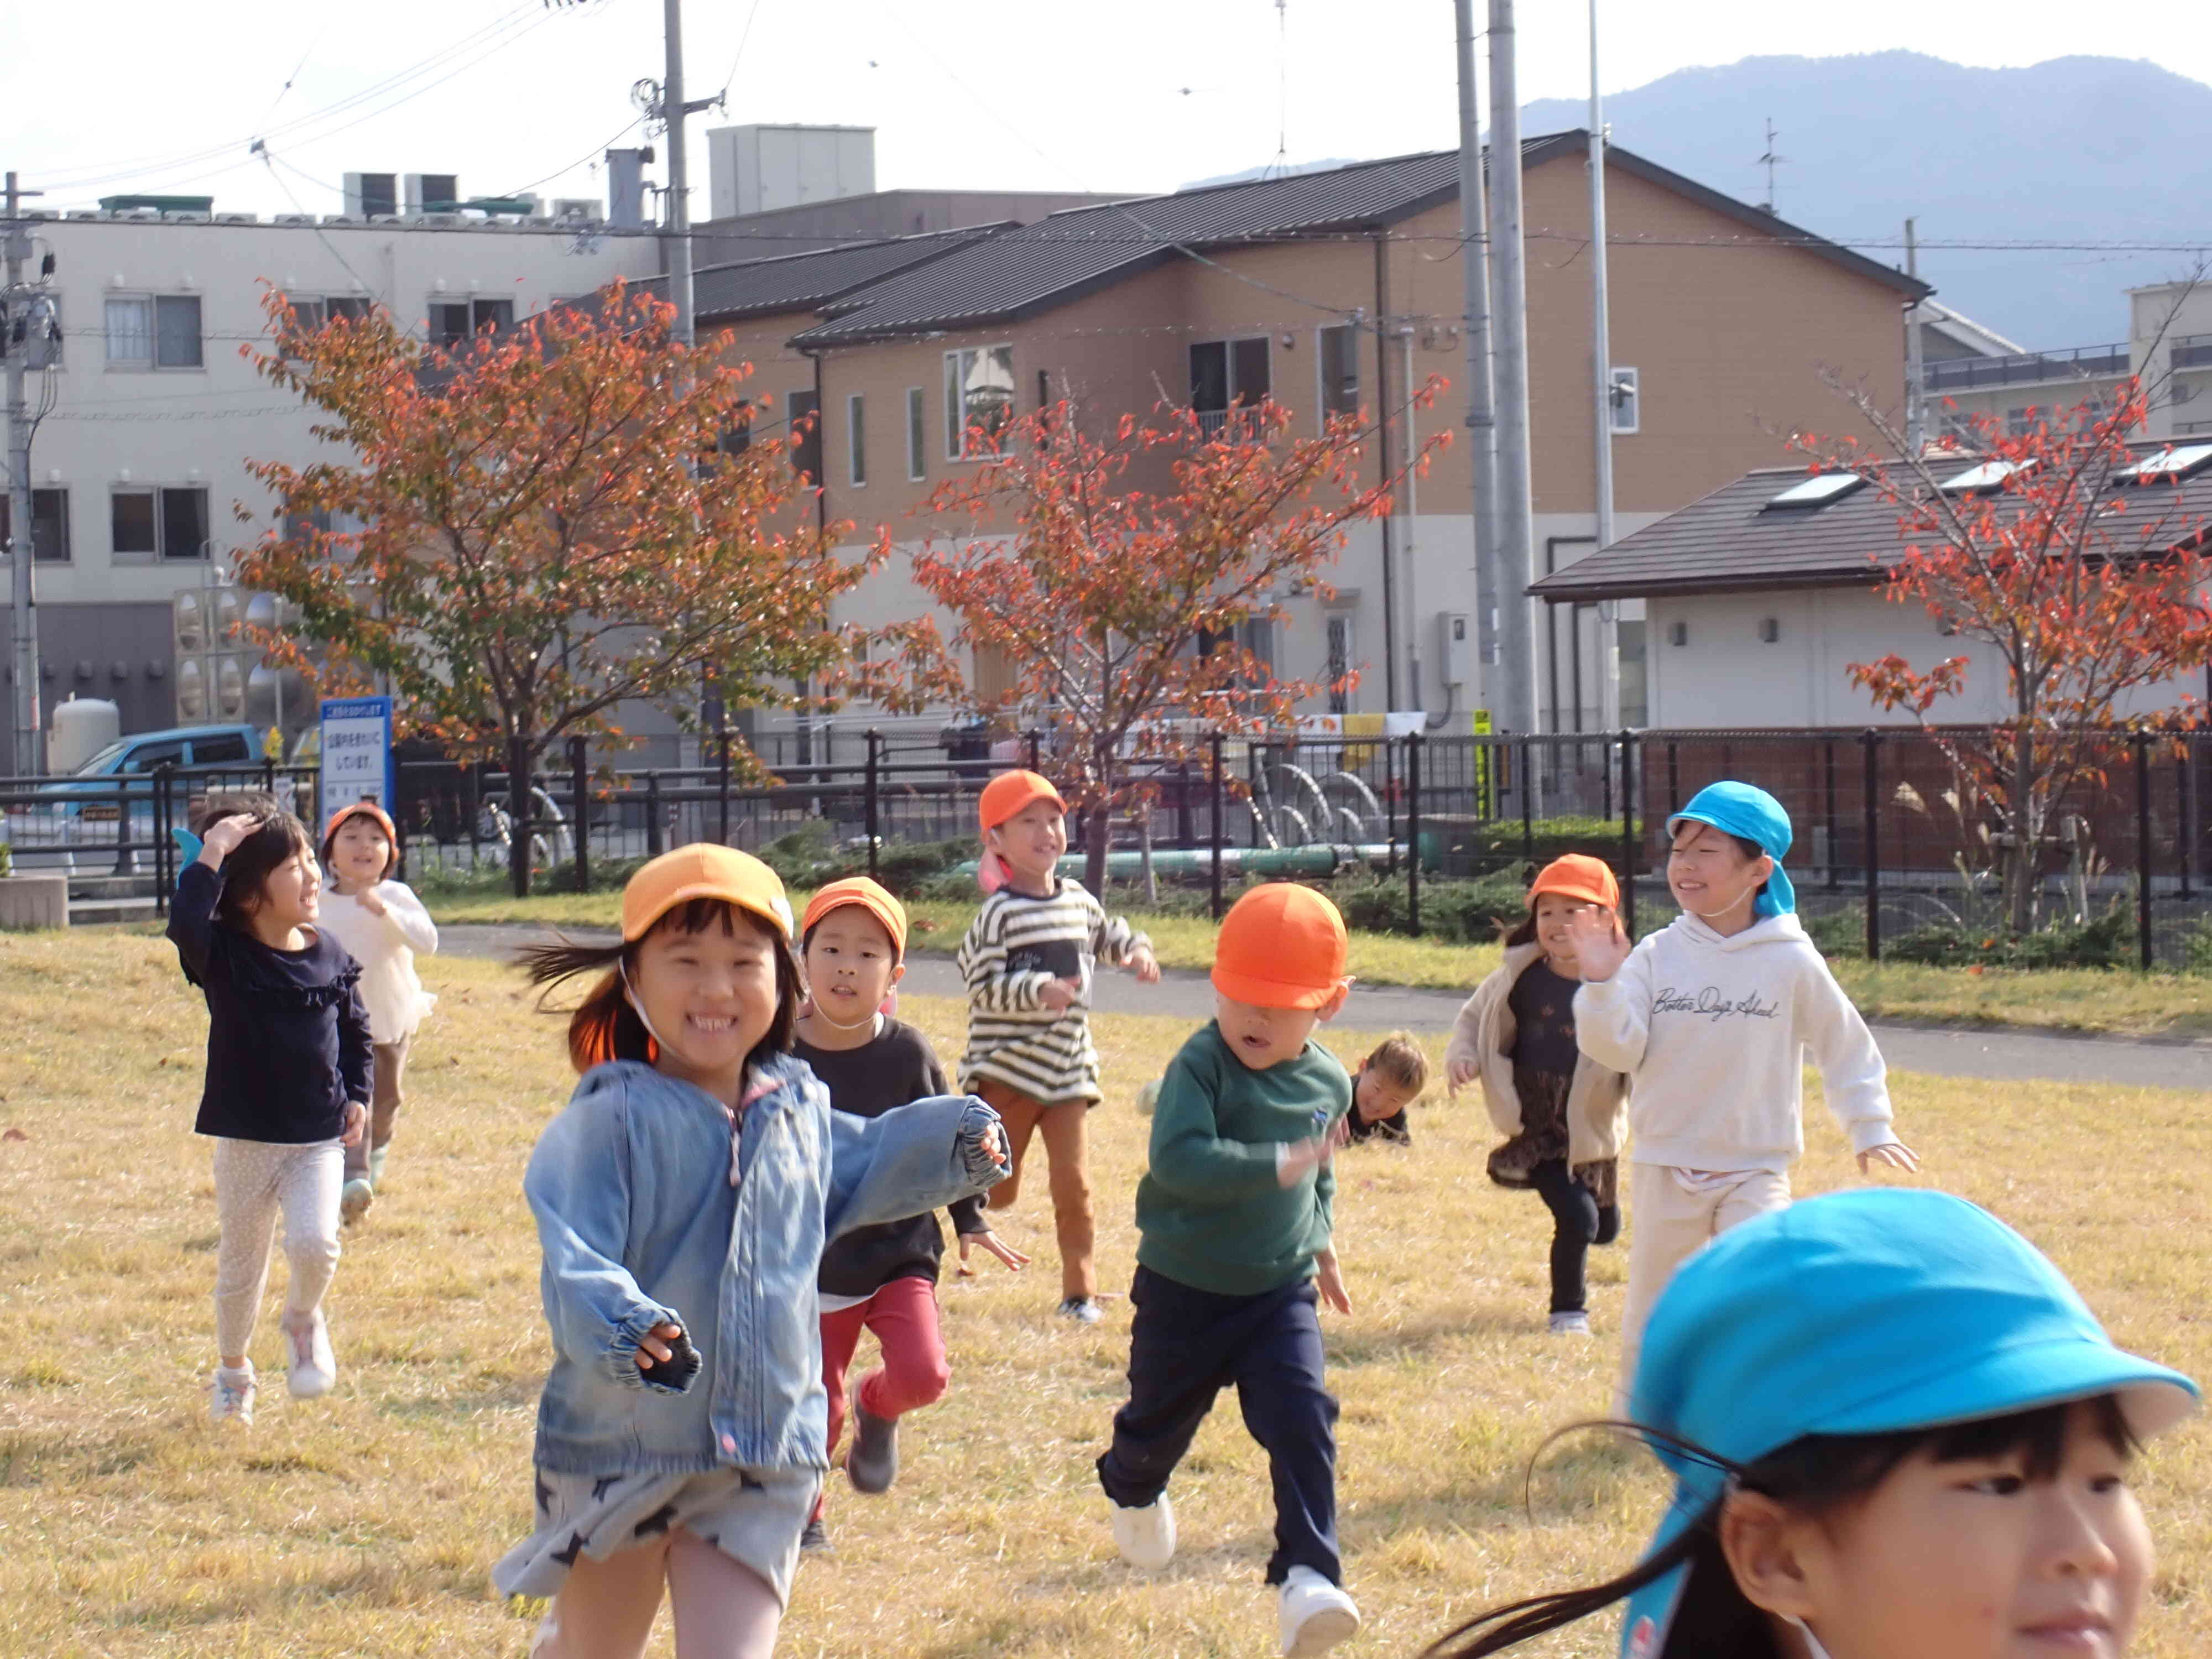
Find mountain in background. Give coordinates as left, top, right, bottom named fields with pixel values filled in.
left=1522, top=51, right=2212, bottom=351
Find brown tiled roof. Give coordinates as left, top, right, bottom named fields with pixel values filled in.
left=1528, top=445, right=2212, bottom=601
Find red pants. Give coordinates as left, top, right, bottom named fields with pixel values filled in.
left=815, top=1274, right=950, bottom=1521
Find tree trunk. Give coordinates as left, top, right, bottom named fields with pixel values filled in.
left=1139, top=799, right=1157, bottom=906
left=1083, top=740, right=1113, bottom=895
left=2004, top=724, right=2037, bottom=933
left=509, top=733, right=535, bottom=900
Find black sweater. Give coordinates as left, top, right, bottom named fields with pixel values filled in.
left=795, top=1019, right=989, bottom=1297
left=168, top=860, right=374, bottom=1142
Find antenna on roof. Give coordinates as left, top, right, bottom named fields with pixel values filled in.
left=1756, top=116, right=1785, bottom=214
left=1269, top=1, right=1290, bottom=181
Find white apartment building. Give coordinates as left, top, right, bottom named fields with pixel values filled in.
left=2, top=192, right=659, bottom=770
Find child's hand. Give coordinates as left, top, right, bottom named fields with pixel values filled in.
left=1129, top=944, right=1161, bottom=984
left=637, top=1321, right=686, bottom=1366
left=1276, top=1135, right=1335, bottom=1187
left=197, top=813, right=258, bottom=866
left=1565, top=908, right=1631, bottom=982
left=1039, top=977, right=1083, bottom=1012
left=1858, top=1141, right=1921, bottom=1175
left=355, top=885, right=388, bottom=917
left=956, top=1229, right=1031, bottom=1276
left=635, top=1322, right=702, bottom=1389
left=1316, top=1250, right=1352, bottom=1315
left=339, top=1100, right=368, bottom=1147
left=979, top=1122, right=1010, bottom=1171
left=1446, top=1057, right=1479, bottom=1097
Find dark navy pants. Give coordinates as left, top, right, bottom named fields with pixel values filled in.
left=1096, top=1264, right=1341, bottom=1585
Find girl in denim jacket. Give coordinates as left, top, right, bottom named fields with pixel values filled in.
left=495, top=846, right=1009, bottom=1659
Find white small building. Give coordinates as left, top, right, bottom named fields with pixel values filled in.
left=2, top=189, right=660, bottom=770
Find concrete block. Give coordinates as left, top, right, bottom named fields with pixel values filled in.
left=0, top=874, right=69, bottom=931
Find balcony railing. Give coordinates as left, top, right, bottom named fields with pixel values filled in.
left=2170, top=334, right=2212, bottom=370
left=1925, top=344, right=2131, bottom=392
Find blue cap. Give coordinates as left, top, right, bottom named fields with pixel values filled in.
left=1666, top=781, right=1796, bottom=916
left=1619, top=1188, right=2197, bottom=1657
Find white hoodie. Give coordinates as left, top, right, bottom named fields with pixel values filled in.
left=1572, top=911, right=1893, bottom=1173
left=318, top=881, right=439, bottom=1045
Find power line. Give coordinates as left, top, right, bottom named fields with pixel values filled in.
left=495, top=114, right=648, bottom=201
left=716, top=0, right=768, bottom=106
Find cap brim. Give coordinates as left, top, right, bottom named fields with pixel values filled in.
left=629, top=881, right=794, bottom=942
left=1209, top=964, right=1338, bottom=1010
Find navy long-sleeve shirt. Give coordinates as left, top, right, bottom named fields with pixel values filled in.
left=166, top=859, right=374, bottom=1142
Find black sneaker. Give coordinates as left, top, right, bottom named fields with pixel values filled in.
left=845, top=1405, right=899, bottom=1495
left=799, top=1517, right=833, bottom=1553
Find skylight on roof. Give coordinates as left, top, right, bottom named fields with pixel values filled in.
left=1938, top=459, right=2031, bottom=494
left=1765, top=472, right=1864, bottom=509
left=2115, top=443, right=2212, bottom=484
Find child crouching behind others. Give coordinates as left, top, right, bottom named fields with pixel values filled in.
left=1420, top=1187, right=2198, bottom=1659
left=495, top=847, right=1009, bottom=1659
left=1343, top=1034, right=1425, bottom=1146
left=1097, top=883, right=1363, bottom=1659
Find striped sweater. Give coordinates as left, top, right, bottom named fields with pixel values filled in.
left=956, top=879, right=1150, bottom=1103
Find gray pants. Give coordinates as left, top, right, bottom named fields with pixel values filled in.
left=344, top=1037, right=411, bottom=1181
left=212, top=1137, right=343, bottom=1361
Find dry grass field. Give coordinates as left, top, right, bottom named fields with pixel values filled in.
left=2, top=930, right=2209, bottom=1658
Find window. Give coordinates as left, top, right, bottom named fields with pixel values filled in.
left=118, top=737, right=187, bottom=774
left=290, top=298, right=328, bottom=331
left=190, top=733, right=251, bottom=765
left=717, top=400, right=753, bottom=458
left=1324, top=614, right=1352, bottom=715
left=847, top=393, right=867, bottom=487
left=1317, top=325, right=1359, bottom=425
left=1609, top=366, right=1640, bottom=434
left=1764, top=472, right=1863, bottom=510
left=104, top=294, right=203, bottom=369
left=0, top=488, right=70, bottom=563
left=789, top=389, right=822, bottom=487
left=943, top=345, right=1015, bottom=460
left=1190, top=336, right=1270, bottom=436
left=429, top=298, right=513, bottom=351
left=326, top=296, right=372, bottom=324
left=112, top=486, right=208, bottom=561
left=905, top=386, right=926, bottom=482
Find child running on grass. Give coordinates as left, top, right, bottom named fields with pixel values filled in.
left=498, top=847, right=1009, bottom=1659
left=314, top=801, right=438, bottom=1225
left=791, top=877, right=1027, bottom=1554
left=1342, top=1033, right=1426, bottom=1146
left=1445, top=855, right=1629, bottom=1337
left=1098, top=883, right=1362, bottom=1659
left=957, top=769, right=1160, bottom=1324
left=166, top=794, right=371, bottom=1427
left=1566, top=782, right=1919, bottom=1396
left=1421, top=1187, right=2198, bottom=1659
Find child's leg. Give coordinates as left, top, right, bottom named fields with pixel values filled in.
left=274, top=1144, right=345, bottom=1322
left=1232, top=1281, right=1341, bottom=1587
left=347, top=1039, right=409, bottom=1181
left=814, top=1300, right=871, bottom=1523
left=666, top=1529, right=781, bottom=1659
left=976, top=1081, right=1044, bottom=1212
left=854, top=1276, right=951, bottom=1422
left=1033, top=1100, right=1097, bottom=1302
left=1714, top=1169, right=1791, bottom=1235
left=531, top=1540, right=670, bottom=1659
left=211, top=1139, right=285, bottom=1368
left=1615, top=1164, right=1722, bottom=1403
left=1097, top=1268, right=1232, bottom=1509
left=1529, top=1161, right=1600, bottom=1315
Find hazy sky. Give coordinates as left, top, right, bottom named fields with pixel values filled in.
left=3, top=0, right=2207, bottom=219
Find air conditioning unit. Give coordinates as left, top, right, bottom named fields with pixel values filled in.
left=274, top=213, right=317, bottom=226
left=404, top=172, right=461, bottom=214
left=215, top=213, right=259, bottom=225
left=551, top=197, right=601, bottom=221
left=171, top=590, right=207, bottom=656
left=343, top=171, right=398, bottom=218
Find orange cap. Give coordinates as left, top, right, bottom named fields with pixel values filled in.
left=621, top=843, right=795, bottom=943
left=801, top=876, right=909, bottom=959
left=323, top=799, right=398, bottom=848
left=979, top=769, right=1065, bottom=833
left=1211, top=883, right=1348, bottom=1010
left=1528, top=853, right=1620, bottom=912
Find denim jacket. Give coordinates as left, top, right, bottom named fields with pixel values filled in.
left=523, top=1054, right=1005, bottom=1477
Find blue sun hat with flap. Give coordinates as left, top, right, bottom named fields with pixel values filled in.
left=1666, top=780, right=1796, bottom=917
left=1616, top=1188, right=2198, bottom=1658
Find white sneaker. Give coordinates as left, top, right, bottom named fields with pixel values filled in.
left=209, top=1365, right=256, bottom=1426
left=1057, top=1297, right=1104, bottom=1326
left=340, top=1178, right=375, bottom=1226
left=284, top=1312, right=337, bottom=1398
left=1548, top=1311, right=1593, bottom=1337
left=1279, top=1566, right=1360, bottom=1657
left=1109, top=1493, right=1176, bottom=1569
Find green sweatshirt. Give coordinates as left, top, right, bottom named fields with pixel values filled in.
left=1134, top=1021, right=1353, bottom=1297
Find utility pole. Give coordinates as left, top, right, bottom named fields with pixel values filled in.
left=661, top=0, right=699, bottom=348
left=1587, top=0, right=1620, bottom=733
left=1452, top=0, right=1500, bottom=725
left=1903, top=217, right=1926, bottom=456
left=5, top=171, right=43, bottom=776
left=1486, top=0, right=1539, bottom=750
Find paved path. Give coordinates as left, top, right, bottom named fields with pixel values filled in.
left=441, top=924, right=2212, bottom=1093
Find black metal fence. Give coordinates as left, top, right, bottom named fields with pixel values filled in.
left=6, top=726, right=2206, bottom=969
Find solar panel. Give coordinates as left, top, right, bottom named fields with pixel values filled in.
left=2115, top=443, right=2212, bottom=484
left=1938, top=460, right=2028, bottom=493
left=1765, top=472, right=1864, bottom=509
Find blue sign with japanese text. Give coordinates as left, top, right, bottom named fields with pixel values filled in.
left=319, top=696, right=394, bottom=813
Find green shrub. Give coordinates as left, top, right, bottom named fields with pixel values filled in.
left=1884, top=907, right=2135, bottom=971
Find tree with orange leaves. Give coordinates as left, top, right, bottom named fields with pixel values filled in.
left=878, top=392, right=1449, bottom=893
left=1798, top=379, right=2212, bottom=930
left=237, top=281, right=872, bottom=894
